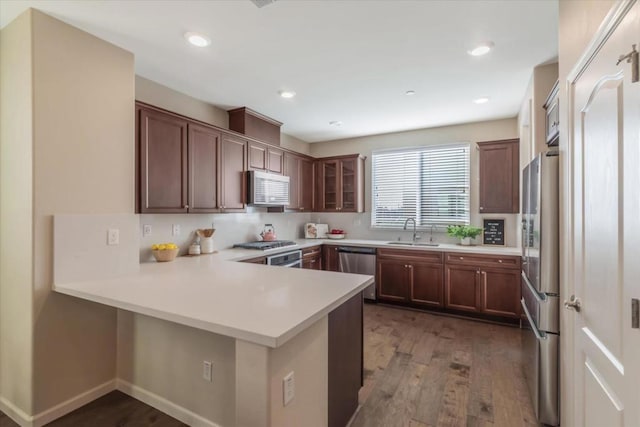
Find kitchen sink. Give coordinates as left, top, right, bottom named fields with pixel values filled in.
left=387, top=241, right=439, bottom=247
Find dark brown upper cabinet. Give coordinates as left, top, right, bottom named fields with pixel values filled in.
left=477, top=139, right=519, bottom=214
left=316, top=154, right=365, bottom=213
left=220, top=132, right=247, bottom=212
left=284, top=152, right=314, bottom=212
left=136, top=103, right=247, bottom=214
left=188, top=123, right=221, bottom=213
left=138, top=108, right=188, bottom=213
left=228, top=107, right=282, bottom=146
left=248, top=140, right=283, bottom=175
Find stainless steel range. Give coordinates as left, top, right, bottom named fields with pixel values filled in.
left=233, top=240, right=297, bottom=250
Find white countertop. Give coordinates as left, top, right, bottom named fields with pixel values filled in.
left=53, top=238, right=518, bottom=349
left=54, top=254, right=373, bottom=348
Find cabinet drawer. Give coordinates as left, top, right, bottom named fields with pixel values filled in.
left=302, top=245, right=322, bottom=258
left=377, top=248, right=443, bottom=264
left=243, top=256, right=266, bottom=264
left=445, top=252, right=520, bottom=269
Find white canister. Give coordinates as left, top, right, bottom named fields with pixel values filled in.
left=188, top=243, right=201, bottom=255
left=200, top=237, right=214, bottom=254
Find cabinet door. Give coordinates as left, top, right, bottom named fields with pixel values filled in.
left=220, top=133, right=247, bottom=212
left=377, top=259, right=409, bottom=302
left=283, top=152, right=300, bottom=210
left=139, top=108, right=188, bottom=213
left=319, top=160, right=339, bottom=211
left=410, top=262, right=444, bottom=308
left=247, top=141, right=267, bottom=171
left=478, top=139, right=519, bottom=213
left=323, top=245, right=340, bottom=272
left=188, top=124, right=220, bottom=213
left=300, top=158, right=314, bottom=212
left=340, top=158, right=357, bottom=212
left=445, top=265, right=481, bottom=313
left=267, top=147, right=284, bottom=174
left=480, top=267, right=521, bottom=318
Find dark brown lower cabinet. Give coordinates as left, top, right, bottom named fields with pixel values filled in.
left=376, top=249, right=444, bottom=306
left=323, top=245, right=340, bottom=272
left=302, top=245, right=322, bottom=270
left=480, top=267, right=521, bottom=317
left=444, top=256, right=522, bottom=319
left=445, top=265, right=481, bottom=313
left=328, top=292, right=363, bottom=427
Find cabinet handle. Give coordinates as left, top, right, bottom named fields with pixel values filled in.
left=498, top=259, right=503, bottom=263
left=480, top=207, right=484, bottom=210
left=184, top=204, right=189, bottom=209
left=300, top=208, right=304, bottom=211
left=408, top=265, right=413, bottom=269
left=459, top=257, right=464, bottom=260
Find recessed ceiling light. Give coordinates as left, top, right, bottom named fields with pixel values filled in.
left=278, top=90, right=296, bottom=99
left=184, top=32, right=211, bottom=47
left=473, top=97, right=490, bottom=104
left=329, top=121, right=343, bottom=127
left=468, top=41, right=494, bottom=56
left=405, top=90, right=416, bottom=96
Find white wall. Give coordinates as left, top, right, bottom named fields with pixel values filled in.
left=309, top=118, right=521, bottom=247
left=557, top=1, right=616, bottom=427
left=0, top=9, right=34, bottom=418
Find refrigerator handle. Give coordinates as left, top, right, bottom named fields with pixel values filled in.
left=521, top=271, right=547, bottom=302
left=521, top=298, right=548, bottom=341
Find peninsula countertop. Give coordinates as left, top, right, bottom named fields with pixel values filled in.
left=54, top=254, right=373, bottom=348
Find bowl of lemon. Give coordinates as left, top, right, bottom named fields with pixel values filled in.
left=151, top=243, right=179, bottom=262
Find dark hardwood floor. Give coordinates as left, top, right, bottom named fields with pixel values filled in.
left=0, top=304, right=536, bottom=427
left=352, top=304, right=537, bottom=427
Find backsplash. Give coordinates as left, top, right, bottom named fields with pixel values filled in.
left=138, top=210, right=312, bottom=262
left=311, top=212, right=520, bottom=247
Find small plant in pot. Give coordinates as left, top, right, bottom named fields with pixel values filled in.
left=446, top=225, right=483, bottom=246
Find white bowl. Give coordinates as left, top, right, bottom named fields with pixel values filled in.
left=326, top=234, right=346, bottom=240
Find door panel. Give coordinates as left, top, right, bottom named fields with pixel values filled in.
left=220, top=134, right=246, bottom=212
left=444, top=265, right=480, bottom=312
left=377, top=259, right=409, bottom=302
left=569, top=2, right=640, bottom=426
left=410, top=263, right=443, bottom=307
left=188, top=124, right=220, bottom=212
left=481, top=268, right=521, bottom=318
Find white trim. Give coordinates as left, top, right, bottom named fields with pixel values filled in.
left=116, top=379, right=221, bottom=427
left=0, top=380, right=116, bottom=427
left=567, top=0, right=637, bottom=83
left=0, top=396, right=33, bottom=427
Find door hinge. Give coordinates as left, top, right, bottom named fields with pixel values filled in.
left=616, top=44, right=639, bottom=83
left=632, top=298, right=639, bottom=329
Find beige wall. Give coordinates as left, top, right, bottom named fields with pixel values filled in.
left=0, top=9, right=35, bottom=417
left=135, top=76, right=311, bottom=154
left=558, top=1, right=616, bottom=427
left=310, top=118, right=521, bottom=247
left=117, top=312, right=236, bottom=426
left=31, top=9, right=134, bottom=413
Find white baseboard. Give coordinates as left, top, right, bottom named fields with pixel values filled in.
left=0, top=396, right=33, bottom=427
left=0, top=380, right=116, bottom=427
left=116, top=379, right=221, bottom=427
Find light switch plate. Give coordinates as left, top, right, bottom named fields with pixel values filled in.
left=172, top=224, right=181, bottom=236
left=143, top=224, right=152, bottom=237
left=203, top=361, right=212, bottom=382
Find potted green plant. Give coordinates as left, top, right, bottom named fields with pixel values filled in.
left=446, top=225, right=484, bottom=246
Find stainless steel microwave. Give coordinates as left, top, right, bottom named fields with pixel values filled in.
left=246, top=170, right=290, bottom=206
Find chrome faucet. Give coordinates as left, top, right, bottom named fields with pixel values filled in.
left=403, top=218, right=420, bottom=243
left=430, top=224, right=436, bottom=244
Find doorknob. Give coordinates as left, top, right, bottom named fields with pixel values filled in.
left=564, top=295, right=582, bottom=312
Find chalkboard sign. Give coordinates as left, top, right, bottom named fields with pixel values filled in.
left=483, top=219, right=505, bottom=246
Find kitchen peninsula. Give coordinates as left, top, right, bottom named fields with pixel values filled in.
left=54, top=253, right=372, bottom=427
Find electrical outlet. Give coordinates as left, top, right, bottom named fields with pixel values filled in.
left=107, top=229, right=119, bottom=245
left=203, top=361, right=212, bottom=382
left=172, top=224, right=181, bottom=236
left=143, top=224, right=152, bottom=237
left=283, top=371, right=295, bottom=406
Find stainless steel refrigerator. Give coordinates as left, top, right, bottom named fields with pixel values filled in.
left=521, top=152, right=559, bottom=426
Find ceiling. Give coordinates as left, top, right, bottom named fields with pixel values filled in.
left=0, top=0, right=558, bottom=143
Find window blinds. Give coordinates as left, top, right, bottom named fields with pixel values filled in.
left=371, top=144, right=470, bottom=228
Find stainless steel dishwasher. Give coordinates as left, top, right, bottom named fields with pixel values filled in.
left=338, top=246, right=376, bottom=301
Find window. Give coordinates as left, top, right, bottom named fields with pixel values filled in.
left=371, top=143, right=470, bottom=229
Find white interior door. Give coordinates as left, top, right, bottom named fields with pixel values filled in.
left=568, top=1, right=640, bottom=426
